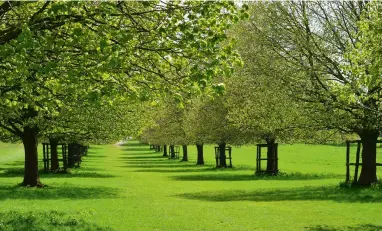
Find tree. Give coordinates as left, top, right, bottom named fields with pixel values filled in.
left=139, top=99, right=190, bottom=160
left=0, top=1, right=244, bottom=186
left=226, top=4, right=308, bottom=172
left=42, top=98, right=144, bottom=170
left=248, top=1, right=382, bottom=185
left=183, top=96, right=241, bottom=167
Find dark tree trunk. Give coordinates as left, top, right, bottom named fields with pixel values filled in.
left=22, top=126, right=42, bottom=187
left=170, top=145, right=175, bottom=158
left=49, top=138, right=59, bottom=171
left=196, top=144, right=204, bottom=165
left=163, top=145, right=168, bottom=157
left=266, top=138, right=276, bottom=172
left=182, top=145, right=188, bottom=161
left=218, top=143, right=227, bottom=167
left=68, top=143, right=75, bottom=168
left=358, top=130, right=379, bottom=186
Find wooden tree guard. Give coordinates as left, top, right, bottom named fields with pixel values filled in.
left=42, top=143, right=68, bottom=172
left=168, top=145, right=180, bottom=159
left=214, top=146, right=233, bottom=168
left=345, top=140, right=382, bottom=183
left=256, top=143, right=278, bottom=174
left=149, top=144, right=156, bottom=150
left=68, top=143, right=86, bottom=168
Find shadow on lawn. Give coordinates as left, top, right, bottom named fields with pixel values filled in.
left=118, top=142, right=148, bottom=147
left=170, top=172, right=343, bottom=181
left=305, top=224, right=382, bottom=231
left=119, top=155, right=164, bottom=160
left=131, top=165, right=255, bottom=173
left=87, top=146, right=102, bottom=149
left=0, top=185, right=120, bottom=200
left=0, top=210, right=115, bottom=231
left=0, top=167, right=115, bottom=178
left=121, top=147, right=154, bottom=152
left=84, top=154, right=107, bottom=158
left=176, top=185, right=382, bottom=203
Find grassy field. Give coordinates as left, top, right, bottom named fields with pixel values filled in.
left=1, top=141, right=382, bottom=231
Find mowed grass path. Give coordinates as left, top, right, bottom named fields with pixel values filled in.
left=1, top=141, right=382, bottom=230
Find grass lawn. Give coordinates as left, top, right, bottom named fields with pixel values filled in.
left=1, top=141, right=382, bottom=230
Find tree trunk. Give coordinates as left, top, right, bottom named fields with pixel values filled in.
left=182, top=145, right=188, bottom=161
left=170, top=145, right=175, bottom=158
left=266, top=138, right=276, bottom=172
left=196, top=144, right=204, bottom=165
left=49, top=138, right=59, bottom=171
left=68, top=143, right=75, bottom=168
left=163, top=145, right=168, bottom=157
left=22, top=126, right=42, bottom=187
left=357, top=130, right=379, bottom=186
left=218, top=143, right=227, bottom=167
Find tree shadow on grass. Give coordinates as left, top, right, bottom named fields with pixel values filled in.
left=0, top=185, right=120, bottom=200
left=84, top=154, right=107, bottom=158
left=176, top=185, right=382, bottom=203
left=121, top=148, right=155, bottom=152
left=119, top=151, right=156, bottom=156
left=170, top=172, right=343, bottom=181
left=119, top=155, right=165, bottom=160
left=305, top=224, right=382, bottom=231
left=3, top=161, right=24, bottom=166
left=118, top=142, right=147, bottom=147
left=88, top=146, right=102, bottom=149
left=0, top=210, right=115, bottom=231
left=131, top=165, right=255, bottom=173
left=0, top=167, right=115, bottom=178
left=122, top=159, right=168, bottom=163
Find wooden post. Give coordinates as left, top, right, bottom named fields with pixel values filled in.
left=62, top=144, right=68, bottom=171
left=275, top=143, right=278, bottom=173
left=215, top=146, right=219, bottom=168
left=228, top=147, right=232, bottom=168
left=43, top=144, right=47, bottom=172
left=47, top=143, right=50, bottom=171
left=346, top=141, right=350, bottom=182
left=354, top=141, right=361, bottom=182
left=256, top=145, right=261, bottom=172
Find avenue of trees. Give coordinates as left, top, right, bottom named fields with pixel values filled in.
left=2, top=1, right=382, bottom=187
left=0, top=1, right=244, bottom=186
left=140, top=1, right=382, bottom=186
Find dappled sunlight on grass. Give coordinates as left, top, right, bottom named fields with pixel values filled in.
left=170, top=172, right=343, bottom=181
left=176, top=185, right=382, bottom=203
left=0, top=184, right=121, bottom=201
left=0, top=210, right=114, bottom=231
left=305, top=224, right=382, bottom=231
left=1, top=141, right=382, bottom=230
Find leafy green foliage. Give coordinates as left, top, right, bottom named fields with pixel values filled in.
left=0, top=1, right=244, bottom=140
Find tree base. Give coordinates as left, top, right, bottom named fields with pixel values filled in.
left=255, top=170, right=279, bottom=176
left=20, top=181, right=45, bottom=188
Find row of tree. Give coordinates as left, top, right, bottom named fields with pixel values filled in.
left=0, top=1, right=245, bottom=186
left=139, top=1, right=382, bottom=186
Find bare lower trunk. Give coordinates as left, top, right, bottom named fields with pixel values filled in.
left=163, top=145, right=168, bottom=157
left=182, top=145, right=188, bottom=161
left=49, top=138, right=59, bottom=171
left=357, top=130, right=379, bottom=186
left=22, top=126, right=42, bottom=187
left=218, top=143, right=227, bottom=167
left=196, top=144, right=204, bottom=165
left=170, top=145, right=175, bottom=159
left=266, top=138, right=276, bottom=172
left=68, top=143, right=75, bottom=168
